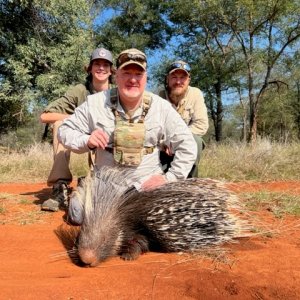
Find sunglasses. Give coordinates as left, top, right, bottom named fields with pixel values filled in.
left=117, top=53, right=147, bottom=68
left=167, top=62, right=191, bottom=74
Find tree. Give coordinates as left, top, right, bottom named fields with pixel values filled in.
left=95, top=0, right=171, bottom=53
left=161, top=0, right=300, bottom=143
left=280, top=49, right=300, bottom=140
left=217, top=0, right=300, bottom=142
left=161, top=0, right=243, bottom=141
left=0, top=0, right=97, bottom=133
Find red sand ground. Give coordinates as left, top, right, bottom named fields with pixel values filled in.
left=0, top=181, right=299, bottom=300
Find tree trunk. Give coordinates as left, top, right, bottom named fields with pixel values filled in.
left=241, top=111, right=247, bottom=143
left=297, top=82, right=300, bottom=140
left=249, top=111, right=258, bottom=143
left=248, top=64, right=257, bottom=143
left=214, top=79, right=223, bottom=142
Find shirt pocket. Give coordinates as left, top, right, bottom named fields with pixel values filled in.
left=145, top=122, right=161, bottom=147
left=182, top=106, right=194, bottom=125
left=95, top=119, right=115, bottom=144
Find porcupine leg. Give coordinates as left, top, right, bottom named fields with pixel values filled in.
left=120, top=234, right=149, bottom=260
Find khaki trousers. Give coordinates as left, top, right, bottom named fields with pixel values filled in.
left=189, top=134, right=204, bottom=178
left=47, top=121, right=72, bottom=186
left=47, top=121, right=95, bottom=186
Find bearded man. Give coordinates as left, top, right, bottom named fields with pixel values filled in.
left=159, top=60, right=209, bottom=177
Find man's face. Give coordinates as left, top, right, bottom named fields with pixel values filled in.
left=91, top=59, right=112, bottom=83
left=115, top=64, right=147, bottom=104
left=167, top=69, right=190, bottom=97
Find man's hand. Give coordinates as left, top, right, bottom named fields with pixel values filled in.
left=141, top=175, right=167, bottom=191
left=87, top=129, right=109, bottom=149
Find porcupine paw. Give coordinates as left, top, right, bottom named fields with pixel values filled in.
left=120, top=234, right=149, bottom=261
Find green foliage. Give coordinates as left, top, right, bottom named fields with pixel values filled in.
left=0, top=0, right=96, bottom=133
left=1, top=0, right=300, bottom=143
left=96, top=0, right=171, bottom=53
left=0, top=114, right=45, bottom=150
left=160, top=0, right=300, bottom=142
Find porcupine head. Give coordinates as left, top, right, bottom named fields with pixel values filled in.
left=75, top=168, right=134, bottom=267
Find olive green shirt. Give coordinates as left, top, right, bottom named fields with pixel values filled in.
left=159, top=86, right=209, bottom=136
left=43, top=83, right=94, bottom=115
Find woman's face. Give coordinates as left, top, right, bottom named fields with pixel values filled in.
left=90, top=59, right=112, bottom=84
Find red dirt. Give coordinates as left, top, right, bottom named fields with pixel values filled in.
left=0, top=181, right=299, bottom=300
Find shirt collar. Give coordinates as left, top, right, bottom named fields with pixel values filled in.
left=116, top=97, right=144, bottom=120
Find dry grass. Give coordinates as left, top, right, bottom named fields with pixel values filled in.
left=0, top=139, right=299, bottom=183
left=200, top=139, right=300, bottom=181
left=0, top=143, right=89, bottom=183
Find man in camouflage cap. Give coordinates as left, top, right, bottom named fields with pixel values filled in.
left=40, top=47, right=114, bottom=212
left=159, top=60, right=209, bottom=177
left=58, top=48, right=197, bottom=224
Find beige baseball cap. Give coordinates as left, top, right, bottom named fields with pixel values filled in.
left=167, top=60, right=191, bottom=75
left=116, top=48, right=147, bottom=70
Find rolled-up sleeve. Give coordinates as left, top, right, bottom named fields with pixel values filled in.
left=57, top=101, right=92, bottom=153
left=44, top=84, right=87, bottom=114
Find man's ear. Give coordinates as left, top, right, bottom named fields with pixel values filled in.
left=165, top=75, right=169, bottom=89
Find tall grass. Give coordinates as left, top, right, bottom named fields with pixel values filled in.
left=0, top=139, right=299, bottom=183
left=200, top=139, right=300, bottom=181
left=0, top=143, right=89, bottom=183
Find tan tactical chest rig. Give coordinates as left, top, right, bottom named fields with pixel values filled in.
left=110, top=88, right=153, bottom=166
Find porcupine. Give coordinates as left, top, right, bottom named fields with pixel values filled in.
left=71, top=167, right=247, bottom=267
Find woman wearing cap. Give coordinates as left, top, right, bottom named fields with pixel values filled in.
left=159, top=60, right=209, bottom=178
left=40, top=47, right=114, bottom=212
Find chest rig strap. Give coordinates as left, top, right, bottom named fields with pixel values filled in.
left=110, top=88, right=154, bottom=166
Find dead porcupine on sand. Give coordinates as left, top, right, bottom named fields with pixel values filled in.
left=71, top=167, right=248, bottom=267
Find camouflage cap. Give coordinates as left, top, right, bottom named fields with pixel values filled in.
left=116, top=48, right=147, bottom=70
left=167, top=60, right=191, bottom=75
left=90, top=48, right=113, bottom=64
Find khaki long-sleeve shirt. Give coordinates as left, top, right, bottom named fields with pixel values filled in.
left=159, top=86, right=209, bottom=136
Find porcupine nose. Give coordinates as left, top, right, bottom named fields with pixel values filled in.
left=78, top=249, right=99, bottom=267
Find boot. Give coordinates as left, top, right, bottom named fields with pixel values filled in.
left=41, top=180, right=71, bottom=212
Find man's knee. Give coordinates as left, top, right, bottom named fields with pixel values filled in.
left=67, top=192, right=84, bottom=225
left=192, top=135, right=204, bottom=160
